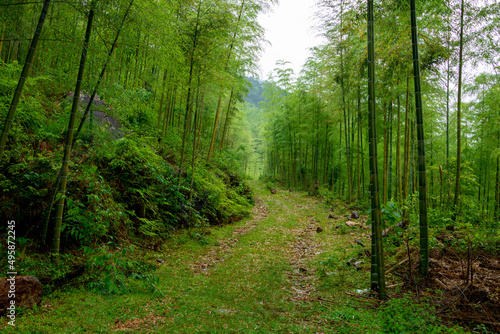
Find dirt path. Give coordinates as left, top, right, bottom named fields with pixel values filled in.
left=2, top=185, right=376, bottom=334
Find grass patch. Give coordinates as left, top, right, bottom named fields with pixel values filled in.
left=0, top=183, right=468, bottom=333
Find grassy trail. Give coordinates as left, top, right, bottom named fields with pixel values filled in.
left=3, top=184, right=380, bottom=333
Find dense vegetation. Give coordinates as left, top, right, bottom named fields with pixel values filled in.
left=1, top=0, right=500, bottom=332
left=257, top=0, right=500, bottom=224
left=244, top=0, right=500, bottom=310
left=0, top=0, right=271, bottom=254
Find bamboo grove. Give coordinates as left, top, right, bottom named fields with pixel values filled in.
left=0, top=0, right=276, bottom=254
left=1, top=0, right=500, bottom=297
left=0, top=0, right=272, bottom=158
left=258, top=0, right=500, bottom=222
left=254, top=0, right=500, bottom=296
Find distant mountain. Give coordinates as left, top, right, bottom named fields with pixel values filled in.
left=244, top=77, right=266, bottom=106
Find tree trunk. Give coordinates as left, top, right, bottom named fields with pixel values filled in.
left=367, top=0, right=386, bottom=299
left=496, top=128, right=500, bottom=220
left=357, top=84, right=362, bottom=200
left=403, top=78, right=410, bottom=221
left=207, top=0, right=246, bottom=161
left=452, top=0, right=465, bottom=219
left=74, top=0, right=134, bottom=139
left=189, top=84, right=205, bottom=202
left=157, top=69, right=169, bottom=126
left=52, top=3, right=94, bottom=255
left=410, top=0, right=429, bottom=276
left=179, top=7, right=201, bottom=171
left=396, top=93, right=401, bottom=203
left=388, top=103, right=393, bottom=201
left=495, top=155, right=499, bottom=220
left=219, top=89, right=234, bottom=152
left=0, top=0, right=51, bottom=160
left=383, top=103, right=388, bottom=205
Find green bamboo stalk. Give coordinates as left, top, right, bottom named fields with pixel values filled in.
left=0, top=0, right=51, bottom=161
left=75, top=0, right=134, bottom=139
left=207, top=0, right=245, bottom=162
left=496, top=155, right=499, bottom=220
left=367, top=0, right=386, bottom=299
left=42, top=0, right=134, bottom=245
left=453, top=0, right=465, bottom=219
left=219, top=89, right=234, bottom=152
left=52, top=4, right=95, bottom=255
left=410, top=0, right=429, bottom=276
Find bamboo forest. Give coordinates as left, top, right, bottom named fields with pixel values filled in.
left=1, top=0, right=500, bottom=332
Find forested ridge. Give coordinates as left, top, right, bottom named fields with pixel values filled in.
left=0, top=0, right=499, bottom=332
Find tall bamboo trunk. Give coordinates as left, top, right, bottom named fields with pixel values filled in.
left=0, top=24, right=4, bottom=62
left=411, top=116, right=416, bottom=194
left=338, top=119, right=342, bottom=194
left=495, top=155, right=499, bottom=220
left=75, top=0, right=134, bottom=139
left=396, top=94, right=401, bottom=203
left=383, top=103, right=388, bottom=205
left=189, top=85, right=205, bottom=202
left=195, top=89, right=205, bottom=154
left=207, top=0, right=245, bottom=161
left=41, top=0, right=134, bottom=244
left=52, top=4, right=94, bottom=255
left=158, top=69, right=169, bottom=126
left=324, top=123, right=329, bottom=188
left=403, top=78, right=410, bottom=221
left=179, top=7, right=201, bottom=171
left=452, top=0, right=465, bottom=219
left=357, top=84, right=362, bottom=200
left=388, top=103, right=393, bottom=201
left=0, top=0, right=51, bottom=160
left=367, top=0, right=386, bottom=299
left=496, top=129, right=500, bottom=220
left=410, top=0, right=429, bottom=275
left=219, top=89, right=234, bottom=152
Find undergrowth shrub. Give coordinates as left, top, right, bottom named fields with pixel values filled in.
left=100, top=83, right=157, bottom=135
left=83, top=245, right=161, bottom=295
left=0, top=155, right=57, bottom=235
left=62, top=163, right=131, bottom=246
left=380, top=297, right=463, bottom=333
left=97, top=138, right=189, bottom=236
left=0, top=251, right=78, bottom=292
left=192, top=165, right=252, bottom=225
left=1, top=66, right=254, bottom=253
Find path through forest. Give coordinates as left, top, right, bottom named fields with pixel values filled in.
left=141, top=184, right=373, bottom=333
left=3, top=184, right=380, bottom=333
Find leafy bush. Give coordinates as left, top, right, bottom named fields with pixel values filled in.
left=1, top=69, right=254, bottom=252
left=192, top=165, right=252, bottom=225
left=381, top=201, right=402, bottom=227
left=381, top=297, right=462, bottom=333
left=84, top=245, right=162, bottom=295
left=97, top=138, right=187, bottom=234
left=0, top=251, right=79, bottom=292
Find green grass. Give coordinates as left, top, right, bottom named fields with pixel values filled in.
left=0, top=182, right=465, bottom=333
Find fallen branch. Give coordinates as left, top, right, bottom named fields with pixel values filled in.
left=433, top=277, right=448, bottom=290
left=385, top=258, right=409, bottom=275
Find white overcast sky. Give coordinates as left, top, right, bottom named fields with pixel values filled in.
left=257, top=0, right=324, bottom=79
